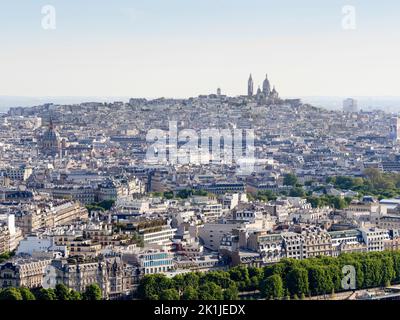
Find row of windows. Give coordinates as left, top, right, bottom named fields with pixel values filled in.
left=143, top=253, right=168, bottom=261
left=143, top=260, right=173, bottom=267
left=145, top=266, right=170, bottom=274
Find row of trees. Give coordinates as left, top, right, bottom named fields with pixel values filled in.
left=327, top=169, right=400, bottom=199
left=155, top=189, right=209, bottom=200
left=281, top=170, right=400, bottom=204
left=306, top=195, right=353, bottom=209
left=137, top=271, right=242, bottom=300
left=252, top=170, right=400, bottom=209
left=0, top=284, right=102, bottom=301
left=248, top=189, right=352, bottom=210
left=260, top=250, right=400, bottom=299
left=138, top=250, right=400, bottom=300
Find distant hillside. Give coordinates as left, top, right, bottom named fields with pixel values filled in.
left=0, top=96, right=131, bottom=112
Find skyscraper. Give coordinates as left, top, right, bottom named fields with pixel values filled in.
left=389, top=117, right=400, bottom=142
left=248, top=74, right=254, bottom=97
left=343, top=98, right=359, bottom=113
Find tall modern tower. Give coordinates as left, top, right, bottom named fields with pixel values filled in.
left=389, top=117, right=400, bottom=142
left=262, top=74, right=271, bottom=95
left=248, top=74, right=254, bottom=97
left=343, top=98, right=359, bottom=113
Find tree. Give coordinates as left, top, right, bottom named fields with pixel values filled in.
left=152, top=192, right=162, bottom=197
left=130, top=232, right=144, bottom=247
left=260, top=274, right=284, bottom=299
left=55, top=284, right=71, bottom=300
left=223, top=283, right=239, bottom=300
left=83, top=284, right=102, bottom=300
left=286, top=267, right=309, bottom=296
left=172, top=274, right=186, bottom=293
left=163, top=191, right=174, bottom=199
left=256, top=190, right=277, bottom=202
left=283, top=173, right=298, bottom=186
left=183, top=272, right=201, bottom=289
left=176, top=189, right=192, bottom=199
left=69, top=290, right=82, bottom=300
left=137, top=274, right=173, bottom=300
left=381, top=255, right=395, bottom=286
left=334, top=176, right=357, bottom=190
left=202, top=271, right=231, bottom=289
left=289, top=187, right=306, bottom=197
left=193, top=189, right=208, bottom=196
left=308, top=266, right=333, bottom=295
left=0, top=288, right=23, bottom=300
left=331, top=196, right=347, bottom=210
left=97, top=200, right=115, bottom=210
left=198, top=283, right=223, bottom=300
left=159, top=288, right=180, bottom=300
left=306, top=197, right=321, bottom=208
left=182, top=286, right=198, bottom=300
left=19, top=287, right=36, bottom=300
left=0, top=252, right=14, bottom=264
left=391, top=251, right=400, bottom=281
left=37, top=288, right=57, bottom=300
left=229, top=266, right=251, bottom=291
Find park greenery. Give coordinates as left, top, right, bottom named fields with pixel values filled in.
left=85, top=200, right=115, bottom=214
left=283, top=173, right=298, bottom=187
left=137, top=250, right=400, bottom=300
left=0, top=283, right=102, bottom=301
left=249, top=169, right=400, bottom=210
left=326, top=168, right=400, bottom=199
left=152, top=189, right=209, bottom=200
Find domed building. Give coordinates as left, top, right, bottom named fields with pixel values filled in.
left=248, top=73, right=280, bottom=104
left=262, top=74, right=271, bottom=96
left=39, top=118, right=61, bottom=157
left=270, top=86, right=279, bottom=101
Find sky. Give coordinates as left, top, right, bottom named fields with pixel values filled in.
left=0, top=0, right=400, bottom=99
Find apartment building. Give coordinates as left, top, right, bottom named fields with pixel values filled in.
left=281, top=232, right=305, bottom=260
left=0, top=257, right=51, bottom=289
left=360, top=228, right=390, bottom=252
left=247, top=231, right=283, bottom=263
left=141, top=226, right=177, bottom=246
left=329, top=229, right=367, bottom=256
left=0, top=225, right=10, bottom=255
left=302, top=229, right=333, bottom=258
left=15, top=201, right=88, bottom=234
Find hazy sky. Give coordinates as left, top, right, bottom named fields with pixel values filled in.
left=1, top=0, right=400, bottom=98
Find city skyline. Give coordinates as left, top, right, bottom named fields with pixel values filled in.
left=3, top=0, right=400, bottom=306
left=1, top=0, right=400, bottom=98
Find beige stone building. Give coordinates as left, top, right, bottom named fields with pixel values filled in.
left=15, top=201, right=88, bottom=235
left=302, top=229, right=333, bottom=258
left=0, top=257, right=51, bottom=289
left=50, top=256, right=137, bottom=299
left=0, top=225, right=10, bottom=255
